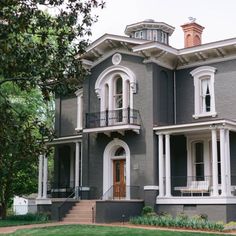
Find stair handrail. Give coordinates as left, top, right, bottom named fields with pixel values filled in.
left=100, top=185, right=113, bottom=200
left=58, top=187, right=77, bottom=221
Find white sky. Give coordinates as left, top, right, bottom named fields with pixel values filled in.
left=90, top=0, right=236, bottom=49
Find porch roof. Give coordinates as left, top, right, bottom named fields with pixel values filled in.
left=153, top=119, right=236, bottom=134
left=47, top=134, right=82, bottom=145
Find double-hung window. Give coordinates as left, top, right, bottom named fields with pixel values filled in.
left=190, top=66, right=217, bottom=119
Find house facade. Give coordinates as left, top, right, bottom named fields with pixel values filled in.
left=36, top=19, right=236, bottom=222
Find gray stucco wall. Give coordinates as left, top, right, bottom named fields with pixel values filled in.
left=82, top=53, right=159, bottom=198
left=156, top=204, right=236, bottom=223
left=55, top=96, right=77, bottom=137
left=96, top=200, right=144, bottom=223
left=176, top=59, right=236, bottom=124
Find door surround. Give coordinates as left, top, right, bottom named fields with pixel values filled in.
left=103, top=138, right=130, bottom=199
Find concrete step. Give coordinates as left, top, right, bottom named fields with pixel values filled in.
left=63, top=219, right=92, bottom=223
left=62, top=200, right=96, bottom=223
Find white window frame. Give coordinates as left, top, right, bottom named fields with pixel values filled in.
left=75, top=88, right=83, bottom=131
left=187, top=135, right=211, bottom=180
left=190, top=66, right=217, bottom=119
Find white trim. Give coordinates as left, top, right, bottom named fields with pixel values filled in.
left=156, top=196, right=236, bottom=205
left=85, top=34, right=149, bottom=53
left=177, top=55, right=236, bottom=70
left=179, top=37, right=236, bottom=55
left=143, top=58, right=174, bottom=70
left=36, top=199, right=52, bottom=205
left=144, top=185, right=159, bottom=190
left=83, top=124, right=140, bottom=134
left=153, top=119, right=236, bottom=133
left=95, top=65, right=137, bottom=99
left=87, top=50, right=144, bottom=69
left=48, top=135, right=82, bottom=145
left=103, top=139, right=131, bottom=199
left=190, top=66, right=217, bottom=119
left=133, top=41, right=178, bottom=55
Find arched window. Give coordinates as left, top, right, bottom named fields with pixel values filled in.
left=95, top=65, right=136, bottom=113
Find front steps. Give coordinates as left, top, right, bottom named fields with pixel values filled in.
left=62, top=200, right=96, bottom=223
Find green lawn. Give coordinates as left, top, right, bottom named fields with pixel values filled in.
left=0, top=220, right=48, bottom=227
left=0, top=225, right=228, bottom=236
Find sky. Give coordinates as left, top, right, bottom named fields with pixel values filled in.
left=90, top=0, right=236, bottom=49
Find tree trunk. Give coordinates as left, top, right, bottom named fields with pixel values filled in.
left=1, top=202, right=7, bottom=219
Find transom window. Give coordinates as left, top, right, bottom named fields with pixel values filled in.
left=190, top=66, right=217, bottom=119
left=114, top=147, right=126, bottom=156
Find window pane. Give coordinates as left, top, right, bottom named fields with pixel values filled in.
left=195, top=142, right=204, bottom=162
left=196, top=164, right=204, bottom=180
left=116, top=77, right=122, bottom=94
left=115, top=147, right=125, bottom=156
left=205, top=86, right=211, bottom=112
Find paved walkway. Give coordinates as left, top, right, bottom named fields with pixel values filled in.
left=0, top=222, right=236, bottom=235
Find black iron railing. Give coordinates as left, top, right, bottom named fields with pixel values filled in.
left=101, top=185, right=140, bottom=200
left=85, top=108, right=140, bottom=129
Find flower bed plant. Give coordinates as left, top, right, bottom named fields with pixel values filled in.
left=130, top=211, right=224, bottom=232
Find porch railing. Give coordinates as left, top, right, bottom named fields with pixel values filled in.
left=101, top=185, right=141, bottom=200
left=85, top=108, right=141, bottom=129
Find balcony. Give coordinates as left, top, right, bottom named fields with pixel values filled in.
left=84, top=108, right=141, bottom=135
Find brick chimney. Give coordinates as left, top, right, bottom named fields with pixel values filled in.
left=181, top=21, right=204, bottom=48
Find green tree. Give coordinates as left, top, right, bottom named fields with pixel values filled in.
left=0, top=0, right=104, bottom=218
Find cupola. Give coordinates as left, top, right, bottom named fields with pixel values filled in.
left=124, top=19, right=175, bottom=45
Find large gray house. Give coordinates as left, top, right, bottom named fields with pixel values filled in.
left=36, top=19, right=236, bottom=223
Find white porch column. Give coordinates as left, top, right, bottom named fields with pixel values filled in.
left=75, top=142, right=80, bottom=198
left=165, top=134, right=171, bottom=197
left=75, top=89, right=83, bottom=130
left=220, top=128, right=227, bottom=196
left=37, top=154, right=43, bottom=199
left=158, top=134, right=164, bottom=197
left=42, top=155, right=48, bottom=199
left=70, top=152, right=75, bottom=188
left=225, top=129, right=231, bottom=196
left=211, top=128, right=218, bottom=196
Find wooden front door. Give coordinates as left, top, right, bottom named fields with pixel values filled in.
left=113, top=160, right=126, bottom=198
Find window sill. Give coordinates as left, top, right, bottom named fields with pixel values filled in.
left=193, top=112, right=217, bottom=119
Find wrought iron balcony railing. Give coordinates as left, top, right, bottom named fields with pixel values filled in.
left=85, top=108, right=141, bottom=129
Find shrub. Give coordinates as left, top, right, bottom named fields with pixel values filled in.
left=142, top=206, right=154, bottom=216
left=6, top=213, right=49, bottom=222
left=130, top=214, right=224, bottom=232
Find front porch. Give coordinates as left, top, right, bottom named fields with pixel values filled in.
left=154, top=119, right=236, bottom=204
